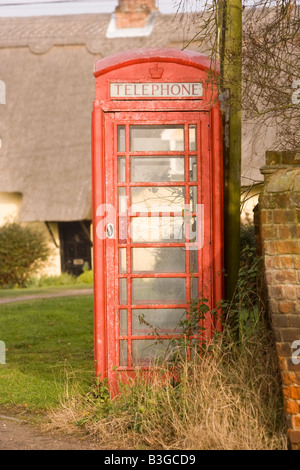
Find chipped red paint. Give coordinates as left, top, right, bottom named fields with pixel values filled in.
left=92, top=48, right=223, bottom=394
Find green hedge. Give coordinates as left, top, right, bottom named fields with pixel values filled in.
left=0, top=222, right=50, bottom=288
left=77, top=270, right=93, bottom=284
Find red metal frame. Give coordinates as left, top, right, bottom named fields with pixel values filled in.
left=92, top=48, right=223, bottom=393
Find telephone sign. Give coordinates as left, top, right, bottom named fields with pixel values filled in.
left=110, top=82, right=203, bottom=99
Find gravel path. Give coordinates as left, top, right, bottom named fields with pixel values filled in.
left=0, top=289, right=93, bottom=305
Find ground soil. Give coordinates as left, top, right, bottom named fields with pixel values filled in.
left=0, top=414, right=98, bottom=450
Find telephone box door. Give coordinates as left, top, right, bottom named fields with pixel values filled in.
left=102, top=110, right=215, bottom=387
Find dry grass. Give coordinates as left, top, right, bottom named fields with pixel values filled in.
left=45, top=324, right=288, bottom=450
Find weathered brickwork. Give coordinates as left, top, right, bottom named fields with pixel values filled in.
left=259, top=151, right=300, bottom=450
left=115, top=0, right=157, bottom=29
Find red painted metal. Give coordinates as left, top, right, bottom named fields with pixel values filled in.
left=92, top=102, right=106, bottom=379
left=92, top=48, right=223, bottom=394
left=94, top=48, right=219, bottom=78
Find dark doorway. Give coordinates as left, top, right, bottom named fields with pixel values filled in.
left=59, top=221, right=92, bottom=276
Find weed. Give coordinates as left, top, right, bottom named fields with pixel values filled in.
left=46, top=320, right=287, bottom=450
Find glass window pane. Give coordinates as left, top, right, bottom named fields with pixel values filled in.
left=118, top=157, right=126, bottom=182
left=130, top=125, right=184, bottom=152
left=120, top=340, right=128, bottom=366
left=118, top=125, right=126, bottom=152
left=190, top=250, right=199, bottom=273
left=132, top=339, right=174, bottom=366
left=187, top=212, right=204, bottom=246
left=131, top=186, right=184, bottom=212
left=119, top=309, right=127, bottom=336
left=130, top=217, right=185, bottom=243
left=189, top=125, right=197, bottom=151
left=118, top=216, right=127, bottom=244
left=190, top=187, right=197, bottom=212
left=187, top=216, right=198, bottom=243
left=132, top=278, right=186, bottom=304
left=132, top=247, right=186, bottom=273
left=189, top=156, right=197, bottom=182
left=173, top=217, right=185, bottom=242
left=119, top=278, right=127, bottom=305
left=119, top=248, right=126, bottom=273
left=132, top=309, right=185, bottom=335
left=119, top=187, right=127, bottom=214
left=131, top=156, right=184, bottom=182
left=191, top=277, right=199, bottom=300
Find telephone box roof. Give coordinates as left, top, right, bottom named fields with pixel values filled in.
left=94, top=47, right=219, bottom=77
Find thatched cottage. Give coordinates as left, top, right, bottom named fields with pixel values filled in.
left=0, top=0, right=276, bottom=276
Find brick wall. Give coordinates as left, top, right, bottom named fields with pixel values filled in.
left=259, top=150, right=300, bottom=450
left=115, top=0, right=157, bottom=29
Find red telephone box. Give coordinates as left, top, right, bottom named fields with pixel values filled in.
left=92, top=48, right=223, bottom=393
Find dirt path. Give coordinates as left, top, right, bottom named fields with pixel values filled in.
left=0, top=288, right=93, bottom=305
left=0, top=414, right=97, bottom=450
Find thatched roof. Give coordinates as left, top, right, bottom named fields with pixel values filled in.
left=0, top=13, right=268, bottom=222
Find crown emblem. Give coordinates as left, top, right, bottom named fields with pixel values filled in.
left=149, top=64, right=164, bottom=79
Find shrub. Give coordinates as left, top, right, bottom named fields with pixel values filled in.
left=77, top=270, right=93, bottom=285
left=240, top=222, right=256, bottom=251
left=28, top=272, right=77, bottom=288
left=0, top=222, right=50, bottom=288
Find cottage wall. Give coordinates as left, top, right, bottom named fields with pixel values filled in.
left=0, top=194, right=61, bottom=277
left=0, top=192, right=22, bottom=225
left=33, top=222, right=61, bottom=277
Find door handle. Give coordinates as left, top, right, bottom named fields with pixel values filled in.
left=106, top=223, right=114, bottom=239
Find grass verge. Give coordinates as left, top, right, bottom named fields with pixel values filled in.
left=0, top=280, right=288, bottom=449
left=0, top=296, right=94, bottom=411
